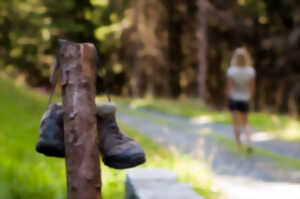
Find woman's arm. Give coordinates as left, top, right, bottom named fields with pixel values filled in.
left=226, top=78, right=232, bottom=104
left=250, top=78, right=255, bottom=102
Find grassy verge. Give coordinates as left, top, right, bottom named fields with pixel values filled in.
left=0, top=74, right=66, bottom=199
left=0, top=75, right=218, bottom=199
left=211, top=133, right=300, bottom=170
left=99, top=96, right=300, bottom=171
left=105, top=97, right=300, bottom=142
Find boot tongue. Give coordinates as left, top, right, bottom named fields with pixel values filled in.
left=49, top=103, right=62, bottom=110
left=96, top=102, right=116, bottom=117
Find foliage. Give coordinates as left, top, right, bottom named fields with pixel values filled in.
left=0, top=0, right=129, bottom=86
left=1, top=0, right=300, bottom=114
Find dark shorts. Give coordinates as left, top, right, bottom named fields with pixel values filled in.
left=228, top=99, right=249, bottom=113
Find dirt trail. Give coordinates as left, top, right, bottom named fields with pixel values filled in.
left=117, top=106, right=300, bottom=199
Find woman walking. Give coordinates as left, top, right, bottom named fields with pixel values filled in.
left=226, top=47, right=256, bottom=152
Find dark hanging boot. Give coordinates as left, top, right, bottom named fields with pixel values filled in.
left=97, top=103, right=146, bottom=169
left=36, top=103, right=65, bottom=157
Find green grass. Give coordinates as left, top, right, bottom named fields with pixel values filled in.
left=106, top=97, right=300, bottom=142
left=0, top=74, right=66, bottom=199
left=0, top=75, right=218, bottom=199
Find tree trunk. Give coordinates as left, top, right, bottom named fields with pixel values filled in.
left=131, top=0, right=142, bottom=97
left=164, top=0, right=183, bottom=98
left=196, top=0, right=208, bottom=101
left=59, top=40, right=101, bottom=199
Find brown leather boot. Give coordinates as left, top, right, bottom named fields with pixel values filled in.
left=96, top=103, right=146, bottom=169
left=36, top=103, right=65, bottom=157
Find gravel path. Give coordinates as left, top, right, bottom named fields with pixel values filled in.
left=117, top=106, right=300, bottom=199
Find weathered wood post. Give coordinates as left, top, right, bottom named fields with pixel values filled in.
left=58, top=40, right=101, bottom=199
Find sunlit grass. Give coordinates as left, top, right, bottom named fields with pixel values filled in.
left=0, top=74, right=66, bottom=199
left=0, top=75, right=218, bottom=199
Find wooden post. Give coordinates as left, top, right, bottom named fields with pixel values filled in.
left=58, top=40, right=101, bottom=199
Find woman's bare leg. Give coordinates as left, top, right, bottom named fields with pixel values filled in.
left=241, top=113, right=252, bottom=151
left=232, top=111, right=242, bottom=152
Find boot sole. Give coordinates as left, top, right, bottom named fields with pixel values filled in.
left=36, top=141, right=65, bottom=158
left=103, top=153, right=146, bottom=169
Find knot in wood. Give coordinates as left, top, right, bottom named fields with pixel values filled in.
left=95, top=184, right=101, bottom=190
left=69, top=111, right=77, bottom=120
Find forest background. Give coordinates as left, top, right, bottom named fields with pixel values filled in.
left=1, top=0, right=300, bottom=116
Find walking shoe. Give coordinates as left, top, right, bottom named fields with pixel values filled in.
left=246, top=147, right=253, bottom=154
left=96, top=102, right=146, bottom=169
left=36, top=103, right=65, bottom=157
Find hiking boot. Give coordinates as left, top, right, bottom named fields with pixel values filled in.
left=96, top=103, right=146, bottom=169
left=36, top=103, right=65, bottom=157
left=36, top=102, right=146, bottom=169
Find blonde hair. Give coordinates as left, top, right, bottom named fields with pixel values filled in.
left=230, top=47, right=253, bottom=67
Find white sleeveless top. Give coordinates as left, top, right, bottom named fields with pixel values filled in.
left=226, top=66, right=256, bottom=101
